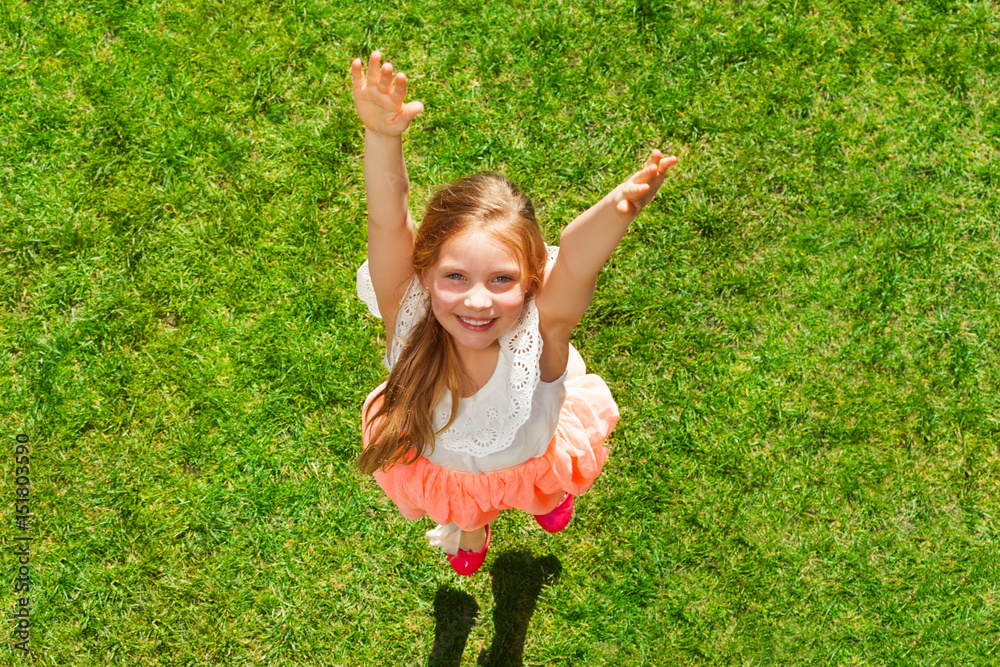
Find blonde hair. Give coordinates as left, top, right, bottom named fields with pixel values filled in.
left=358, top=173, right=548, bottom=474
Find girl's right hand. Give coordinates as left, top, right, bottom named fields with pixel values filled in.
left=351, top=51, right=424, bottom=137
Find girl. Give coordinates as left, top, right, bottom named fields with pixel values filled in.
left=351, top=52, right=676, bottom=575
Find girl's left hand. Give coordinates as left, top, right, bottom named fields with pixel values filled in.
left=615, top=149, right=678, bottom=217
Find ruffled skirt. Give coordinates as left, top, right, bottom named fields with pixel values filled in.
left=361, top=374, right=618, bottom=532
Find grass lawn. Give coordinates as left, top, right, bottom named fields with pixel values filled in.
left=3, top=0, right=1000, bottom=664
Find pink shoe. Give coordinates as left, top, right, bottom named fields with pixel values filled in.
left=534, top=494, right=574, bottom=533
left=447, top=525, right=491, bottom=576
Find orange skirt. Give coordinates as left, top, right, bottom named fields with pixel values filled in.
left=361, top=375, right=618, bottom=532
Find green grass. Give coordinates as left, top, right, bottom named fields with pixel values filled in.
left=3, top=0, right=1000, bottom=664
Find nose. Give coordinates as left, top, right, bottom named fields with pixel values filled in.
left=464, top=284, right=492, bottom=310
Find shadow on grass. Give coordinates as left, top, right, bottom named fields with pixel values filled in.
left=428, top=586, right=480, bottom=667
left=427, top=549, right=562, bottom=667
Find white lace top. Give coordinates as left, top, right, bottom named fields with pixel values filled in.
left=356, top=248, right=567, bottom=473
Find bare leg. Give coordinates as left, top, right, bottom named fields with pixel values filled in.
left=458, top=527, right=487, bottom=552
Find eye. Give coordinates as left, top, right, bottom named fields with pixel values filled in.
left=493, top=275, right=514, bottom=284
left=446, top=273, right=465, bottom=280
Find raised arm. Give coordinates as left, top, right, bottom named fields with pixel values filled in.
left=351, top=52, right=424, bottom=334
left=536, top=150, right=677, bottom=380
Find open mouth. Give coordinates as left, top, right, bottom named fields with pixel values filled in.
left=457, top=315, right=497, bottom=331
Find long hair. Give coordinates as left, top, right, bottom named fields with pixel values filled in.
left=358, top=173, right=548, bottom=474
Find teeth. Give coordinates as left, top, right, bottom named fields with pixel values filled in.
left=460, top=316, right=493, bottom=326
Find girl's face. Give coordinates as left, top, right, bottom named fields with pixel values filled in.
left=422, top=229, right=529, bottom=355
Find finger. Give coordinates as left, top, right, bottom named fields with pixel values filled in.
left=625, top=182, right=652, bottom=200
left=350, top=58, right=364, bottom=91
left=657, top=155, right=678, bottom=174
left=377, top=62, right=394, bottom=94
left=366, top=51, right=382, bottom=87
left=389, top=72, right=408, bottom=105
left=617, top=199, right=634, bottom=215
left=631, top=163, right=659, bottom=185
left=646, top=149, right=662, bottom=168
left=399, top=100, right=424, bottom=123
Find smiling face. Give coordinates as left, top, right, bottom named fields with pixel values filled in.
left=422, top=229, right=528, bottom=355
